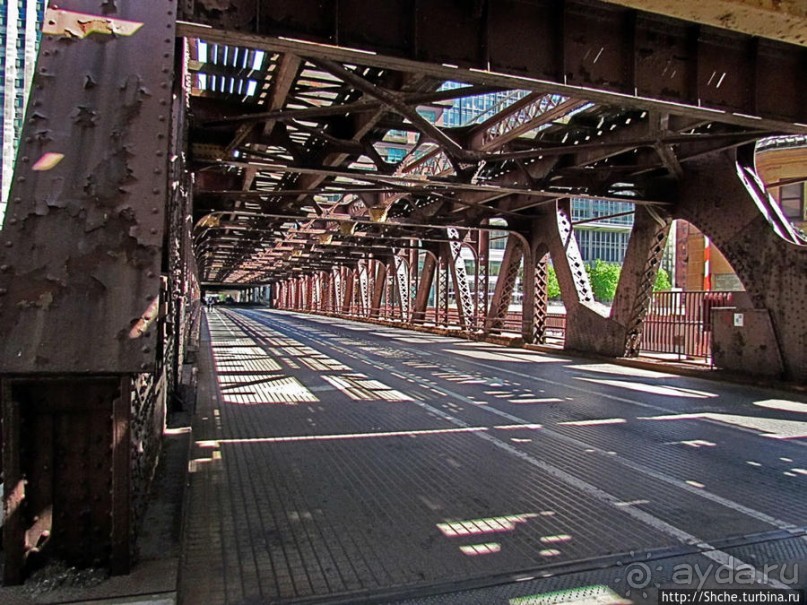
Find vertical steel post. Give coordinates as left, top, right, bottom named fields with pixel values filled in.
left=111, top=377, right=132, bottom=575
left=413, top=248, right=437, bottom=324
left=485, top=234, right=523, bottom=334
left=2, top=379, right=23, bottom=585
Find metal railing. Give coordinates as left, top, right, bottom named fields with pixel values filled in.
left=640, top=290, right=735, bottom=360
left=307, top=291, right=735, bottom=361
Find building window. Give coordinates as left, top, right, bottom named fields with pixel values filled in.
left=780, top=183, right=805, bottom=221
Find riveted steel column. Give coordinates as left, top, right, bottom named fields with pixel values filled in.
left=533, top=253, right=551, bottom=344
left=413, top=247, right=438, bottom=325
left=478, top=229, right=490, bottom=324
left=394, top=255, right=411, bottom=322
left=536, top=202, right=630, bottom=356
left=675, top=149, right=807, bottom=381
left=612, top=206, right=672, bottom=356
left=342, top=267, right=355, bottom=315
left=0, top=2, right=176, bottom=373
left=2, top=379, right=23, bottom=585
left=0, top=1, right=177, bottom=582
left=446, top=228, right=474, bottom=331
left=485, top=234, right=523, bottom=334
left=356, top=262, right=369, bottom=316
left=370, top=259, right=387, bottom=319
left=111, top=377, right=132, bottom=575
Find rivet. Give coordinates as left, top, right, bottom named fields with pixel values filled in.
left=0, top=264, right=9, bottom=271
left=156, top=151, right=163, bottom=157
left=21, top=156, right=29, bottom=163
left=150, top=228, right=158, bottom=234
left=142, top=346, right=151, bottom=353
left=151, top=207, right=159, bottom=213
left=0, top=289, right=7, bottom=295
left=4, top=241, right=12, bottom=247
left=154, top=168, right=162, bottom=174
left=152, top=188, right=160, bottom=194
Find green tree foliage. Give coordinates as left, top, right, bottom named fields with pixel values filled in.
left=586, top=259, right=621, bottom=303
left=585, top=260, right=672, bottom=302
left=654, top=266, right=671, bottom=291
left=546, top=264, right=561, bottom=300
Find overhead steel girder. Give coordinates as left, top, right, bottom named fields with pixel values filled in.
left=180, top=0, right=807, bottom=131
left=601, top=0, right=807, bottom=48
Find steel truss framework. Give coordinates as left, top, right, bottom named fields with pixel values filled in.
left=0, top=0, right=805, bottom=582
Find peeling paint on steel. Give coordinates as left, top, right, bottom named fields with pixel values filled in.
left=0, top=1, right=177, bottom=373
left=43, top=8, right=143, bottom=39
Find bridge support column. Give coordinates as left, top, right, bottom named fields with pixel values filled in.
left=320, top=271, right=330, bottom=313
left=535, top=200, right=671, bottom=357
left=478, top=230, right=490, bottom=322
left=413, top=248, right=438, bottom=325
left=0, top=1, right=178, bottom=583
left=393, top=255, right=411, bottom=323
left=370, top=259, right=387, bottom=319
left=675, top=149, right=807, bottom=381
left=2, top=379, right=133, bottom=583
left=535, top=201, right=604, bottom=352
left=342, top=267, right=355, bottom=315
left=446, top=229, right=474, bottom=332
left=613, top=207, right=672, bottom=356
left=531, top=253, right=551, bottom=344
left=485, top=234, right=523, bottom=335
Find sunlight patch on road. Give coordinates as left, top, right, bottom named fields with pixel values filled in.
left=754, top=399, right=807, bottom=414
left=577, top=377, right=717, bottom=398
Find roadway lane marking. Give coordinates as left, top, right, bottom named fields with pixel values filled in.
left=233, top=310, right=804, bottom=587
left=375, top=359, right=791, bottom=589
left=236, top=310, right=804, bottom=534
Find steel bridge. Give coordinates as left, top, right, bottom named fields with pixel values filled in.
left=0, top=0, right=806, bottom=597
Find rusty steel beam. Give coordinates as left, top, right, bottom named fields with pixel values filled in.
left=601, top=0, right=807, bottom=48
left=0, top=2, right=177, bottom=374
left=204, top=84, right=504, bottom=127
left=179, top=0, right=807, bottom=131
left=311, top=58, right=475, bottom=163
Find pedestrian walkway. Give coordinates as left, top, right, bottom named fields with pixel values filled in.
left=177, top=308, right=807, bottom=605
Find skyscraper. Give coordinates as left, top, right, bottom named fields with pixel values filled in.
left=1, top=0, right=45, bottom=223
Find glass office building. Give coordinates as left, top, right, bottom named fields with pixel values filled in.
left=1, top=0, right=45, bottom=223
